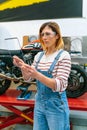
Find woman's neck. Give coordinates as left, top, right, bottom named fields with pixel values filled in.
left=46, top=48, right=57, bottom=55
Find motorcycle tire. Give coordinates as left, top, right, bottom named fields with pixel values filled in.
left=0, top=79, right=11, bottom=95
left=66, top=64, right=87, bottom=98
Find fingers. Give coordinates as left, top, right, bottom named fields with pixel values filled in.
left=21, top=66, right=32, bottom=80
left=13, top=56, right=24, bottom=67
left=13, top=56, right=35, bottom=79
left=13, top=56, right=24, bottom=63
left=21, top=65, right=33, bottom=74
left=21, top=63, right=31, bottom=69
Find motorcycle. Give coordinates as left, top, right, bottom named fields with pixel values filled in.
left=0, top=40, right=87, bottom=98
left=0, top=41, right=42, bottom=95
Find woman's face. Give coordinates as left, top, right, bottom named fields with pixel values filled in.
left=41, top=26, right=59, bottom=49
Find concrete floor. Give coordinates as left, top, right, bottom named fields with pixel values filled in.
left=2, top=124, right=33, bottom=130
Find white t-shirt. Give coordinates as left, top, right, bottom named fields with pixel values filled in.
left=32, top=50, right=71, bottom=92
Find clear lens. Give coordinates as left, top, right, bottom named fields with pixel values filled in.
left=41, top=32, right=56, bottom=37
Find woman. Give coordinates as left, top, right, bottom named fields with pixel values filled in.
left=13, top=21, right=71, bottom=130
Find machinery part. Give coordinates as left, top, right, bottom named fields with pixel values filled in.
left=0, top=78, right=11, bottom=95
left=66, top=64, right=87, bottom=98
left=17, top=83, right=32, bottom=100
left=0, top=72, right=36, bottom=95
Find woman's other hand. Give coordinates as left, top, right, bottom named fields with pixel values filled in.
left=13, top=56, right=24, bottom=68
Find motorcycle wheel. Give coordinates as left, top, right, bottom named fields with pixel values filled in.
left=66, top=64, right=87, bottom=98
left=0, top=78, right=11, bottom=95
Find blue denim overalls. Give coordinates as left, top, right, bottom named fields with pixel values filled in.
left=33, top=50, right=70, bottom=130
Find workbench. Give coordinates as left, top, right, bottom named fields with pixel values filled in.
left=0, top=89, right=87, bottom=129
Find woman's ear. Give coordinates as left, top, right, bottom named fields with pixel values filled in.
left=56, top=34, right=60, bottom=40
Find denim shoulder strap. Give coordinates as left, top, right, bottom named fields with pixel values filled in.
left=35, top=51, right=44, bottom=69
left=48, top=49, right=64, bottom=74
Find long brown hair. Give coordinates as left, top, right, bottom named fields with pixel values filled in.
left=39, top=21, right=64, bottom=51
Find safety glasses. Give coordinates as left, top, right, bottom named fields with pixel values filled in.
left=41, top=32, right=56, bottom=38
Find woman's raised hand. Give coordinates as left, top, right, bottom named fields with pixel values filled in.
left=13, top=56, right=24, bottom=68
